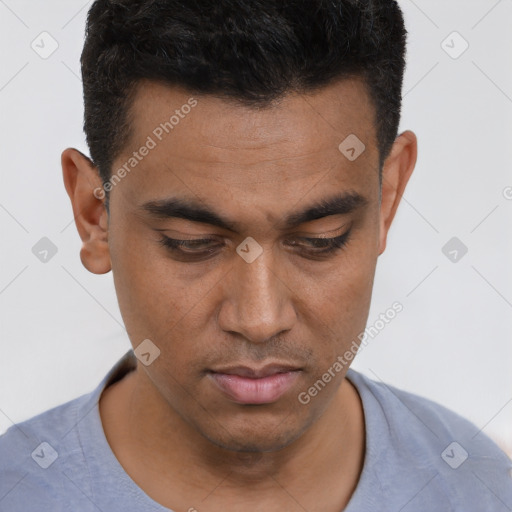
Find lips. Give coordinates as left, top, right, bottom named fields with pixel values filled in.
left=214, top=364, right=300, bottom=379
left=208, top=364, right=302, bottom=404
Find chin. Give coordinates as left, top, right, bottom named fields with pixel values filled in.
left=198, top=417, right=313, bottom=454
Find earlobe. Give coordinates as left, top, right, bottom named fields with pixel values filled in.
left=378, top=130, right=418, bottom=255
left=61, top=148, right=112, bottom=274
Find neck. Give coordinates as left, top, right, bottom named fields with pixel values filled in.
left=99, top=366, right=365, bottom=510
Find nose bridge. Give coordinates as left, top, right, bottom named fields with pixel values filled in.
left=220, top=245, right=295, bottom=343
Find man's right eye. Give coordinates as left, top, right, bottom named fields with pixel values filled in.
left=158, top=236, right=222, bottom=255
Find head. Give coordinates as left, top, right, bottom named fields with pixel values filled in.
left=62, top=0, right=417, bottom=453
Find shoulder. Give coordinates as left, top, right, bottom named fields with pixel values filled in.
left=0, top=351, right=137, bottom=510
left=347, top=369, right=512, bottom=510
left=0, top=392, right=96, bottom=511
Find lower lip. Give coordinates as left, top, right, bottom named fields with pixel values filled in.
left=209, top=371, right=301, bottom=404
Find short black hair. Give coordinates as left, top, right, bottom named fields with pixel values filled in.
left=81, top=0, right=407, bottom=201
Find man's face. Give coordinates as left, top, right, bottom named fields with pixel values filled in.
left=107, top=78, right=382, bottom=452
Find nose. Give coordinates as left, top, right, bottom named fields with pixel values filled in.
left=217, top=244, right=297, bottom=344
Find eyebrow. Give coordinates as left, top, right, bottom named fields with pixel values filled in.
left=139, top=191, right=368, bottom=233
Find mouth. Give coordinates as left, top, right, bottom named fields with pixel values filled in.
left=208, top=364, right=303, bottom=405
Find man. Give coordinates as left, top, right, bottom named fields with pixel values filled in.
left=1, top=0, right=511, bottom=510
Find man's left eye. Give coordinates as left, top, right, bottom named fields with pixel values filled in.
left=285, top=230, right=351, bottom=254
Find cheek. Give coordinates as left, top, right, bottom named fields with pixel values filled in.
left=300, top=232, right=378, bottom=357
left=110, top=225, right=222, bottom=360
left=109, top=224, right=180, bottom=338
left=309, top=233, right=377, bottom=306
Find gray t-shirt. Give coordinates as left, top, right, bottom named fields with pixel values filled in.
left=1, top=350, right=511, bottom=511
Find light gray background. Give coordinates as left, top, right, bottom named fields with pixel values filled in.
left=1, top=1, right=511, bottom=455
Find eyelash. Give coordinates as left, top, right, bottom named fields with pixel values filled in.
left=157, top=230, right=351, bottom=259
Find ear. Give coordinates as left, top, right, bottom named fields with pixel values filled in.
left=378, top=130, right=418, bottom=255
left=61, top=148, right=111, bottom=274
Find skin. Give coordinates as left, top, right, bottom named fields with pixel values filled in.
left=61, top=77, right=417, bottom=511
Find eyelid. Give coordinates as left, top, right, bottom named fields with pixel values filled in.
left=155, top=223, right=350, bottom=239
left=158, top=228, right=352, bottom=250
left=154, top=228, right=221, bottom=240
left=293, top=222, right=350, bottom=239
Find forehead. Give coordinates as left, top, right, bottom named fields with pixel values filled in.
left=126, top=77, right=377, bottom=159
left=112, top=78, right=380, bottom=224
